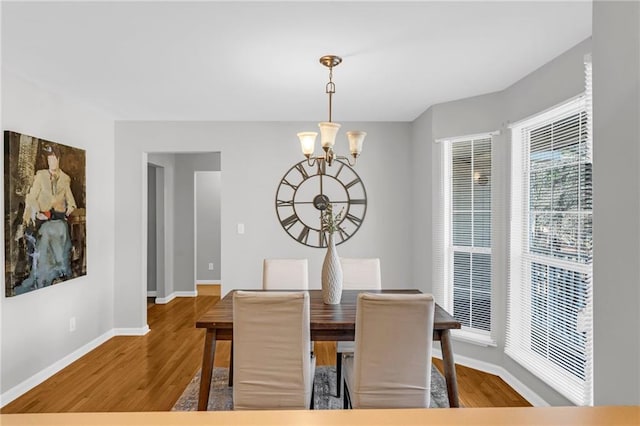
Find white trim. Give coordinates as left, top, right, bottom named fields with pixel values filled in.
left=508, top=94, right=585, bottom=129
left=146, top=290, right=157, bottom=297
left=0, top=330, right=115, bottom=407
left=451, top=329, right=497, bottom=347
left=431, top=348, right=549, bottom=407
left=196, top=280, right=221, bottom=285
left=113, top=325, right=150, bottom=336
left=193, top=171, right=198, bottom=302
left=155, top=291, right=197, bottom=304
left=155, top=293, right=176, bottom=304
left=435, top=130, right=500, bottom=144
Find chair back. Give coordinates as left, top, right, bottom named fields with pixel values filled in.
left=262, top=258, right=309, bottom=290
left=340, top=258, right=381, bottom=290
left=233, top=291, right=313, bottom=409
left=351, top=293, right=435, bottom=408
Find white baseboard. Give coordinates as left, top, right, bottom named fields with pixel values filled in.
left=155, top=293, right=175, bottom=304
left=432, top=347, right=549, bottom=407
left=113, top=325, right=150, bottom=336
left=196, top=280, right=220, bottom=285
left=155, top=291, right=197, bottom=304
left=0, top=329, right=115, bottom=408
left=146, top=291, right=157, bottom=297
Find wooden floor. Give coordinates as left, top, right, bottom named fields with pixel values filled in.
left=2, top=293, right=530, bottom=413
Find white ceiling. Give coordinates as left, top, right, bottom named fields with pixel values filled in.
left=2, top=1, right=592, bottom=122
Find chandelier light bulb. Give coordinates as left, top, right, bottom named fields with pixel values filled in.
left=346, top=131, right=366, bottom=156
left=298, top=132, right=317, bottom=156
left=319, top=122, right=341, bottom=150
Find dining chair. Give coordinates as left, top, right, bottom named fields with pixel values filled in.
left=232, top=291, right=316, bottom=410
left=262, top=258, right=309, bottom=290
left=335, top=257, right=381, bottom=397
left=228, top=258, right=310, bottom=387
left=342, top=292, right=435, bottom=409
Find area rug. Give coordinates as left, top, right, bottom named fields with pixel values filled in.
left=172, top=365, right=450, bottom=410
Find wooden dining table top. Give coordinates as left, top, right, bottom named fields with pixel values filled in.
left=196, top=289, right=461, bottom=335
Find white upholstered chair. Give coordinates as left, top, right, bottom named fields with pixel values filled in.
left=342, top=293, right=435, bottom=409
left=335, top=258, right=381, bottom=397
left=262, top=258, right=309, bottom=290
left=232, top=291, right=316, bottom=410
left=228, top=258, right=310, bottom=387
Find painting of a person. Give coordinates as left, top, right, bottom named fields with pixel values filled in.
left=14, top=144, right=77, bottom=294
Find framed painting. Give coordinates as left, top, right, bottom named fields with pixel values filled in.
left=4, top=131, right=86, bottom=297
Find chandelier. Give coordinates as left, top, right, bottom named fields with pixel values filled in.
left=297, top=55, right=366, bottom=167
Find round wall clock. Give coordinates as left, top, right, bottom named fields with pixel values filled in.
left=275, top=159, right=367, bottom=248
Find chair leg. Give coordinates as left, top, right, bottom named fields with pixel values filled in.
left=336, top=351, right=342, bottom=398
left=228, top=342, right=233, bottom=387
left=342, top=379, right=351, bottom=409
left=310, top=377, right=315, bottom=410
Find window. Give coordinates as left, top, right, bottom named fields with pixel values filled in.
left=441, top=135, right=493, bottom=341
left=507, top=91, right=593, bottom=405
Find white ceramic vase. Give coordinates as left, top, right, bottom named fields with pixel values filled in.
left=321, top=233, right=343, bottom=304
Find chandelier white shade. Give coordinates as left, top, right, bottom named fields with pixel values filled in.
left=298, top=55, right=366, bottom=167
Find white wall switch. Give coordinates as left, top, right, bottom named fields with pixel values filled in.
left=208, top=263, right=214, bottom=270
left=69, top=317, right=76, bottom=332
left=237, top=223, right=245, bottom=234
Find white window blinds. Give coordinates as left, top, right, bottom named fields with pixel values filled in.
left=507, top=82, right=593, bottom=404
left=438, top=135, right=494, bottom=340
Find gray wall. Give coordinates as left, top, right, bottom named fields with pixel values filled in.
left=147, top=165, right=157, bottom=293
left=114, top=122, right=413, bottom=328
left=196, top=172, right=222, bottom=281
left=1, top=70, right=116, bottom=395
left=592, top=0, right=640, bottom=405
left=147, top=154, right=176, bottom=301
left=173, top=153, right=221, bottom=291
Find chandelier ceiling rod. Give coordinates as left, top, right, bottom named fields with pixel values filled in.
left=320, top=55, right=342, bottom=123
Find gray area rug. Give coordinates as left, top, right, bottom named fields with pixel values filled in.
left=172, top=365, right=450, bottom=410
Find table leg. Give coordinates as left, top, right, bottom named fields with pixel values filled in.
left=439, top=329, right=460, bottom=408
left=198, top=329, right=217, bottom=411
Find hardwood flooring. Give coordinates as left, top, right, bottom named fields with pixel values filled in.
left=2, top=294, right=530, bottom=413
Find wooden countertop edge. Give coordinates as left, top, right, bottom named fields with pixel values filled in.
left=1, top=406, right=638, bottom=426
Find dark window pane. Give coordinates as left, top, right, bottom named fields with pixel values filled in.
left=471, top=290, right=491, bottom=331
left=472, top=253, right=491, bottom=292
left=453, top=213, right=472, bottom=246
left=474, top=212, right=491, bottom=248
left=453, top=252, right=470, bottom=289
left=453, top=287, right=470, bottom=327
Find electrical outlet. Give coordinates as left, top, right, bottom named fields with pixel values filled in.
left=208, top=263, right=214, bottom=270
left=69, top=317, right=76, bottom=332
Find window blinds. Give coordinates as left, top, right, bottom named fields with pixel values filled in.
left=435, top=135, right=494, bottom=340
left=507, top=81, right=593, bottom=405
left=451, top=138, right=492, bottom=332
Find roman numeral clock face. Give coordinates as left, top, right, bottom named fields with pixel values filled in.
left=275, top=160, right=367, bottom=248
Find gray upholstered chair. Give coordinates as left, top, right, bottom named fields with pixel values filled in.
left=232, top=291, right=315, bottom=410
left=335, top=257, right=381, bottom=397
left=342, top=292, right=435, bottom=409
left=262, top=258, right=309, bottom=290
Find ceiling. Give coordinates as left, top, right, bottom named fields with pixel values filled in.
left=1, top=1, right=592, bottom=122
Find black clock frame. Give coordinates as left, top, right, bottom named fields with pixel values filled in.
left=275, top=159, right=367, bottom=248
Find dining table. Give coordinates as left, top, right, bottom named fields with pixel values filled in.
left=195, top=289, right=462, bottom=411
